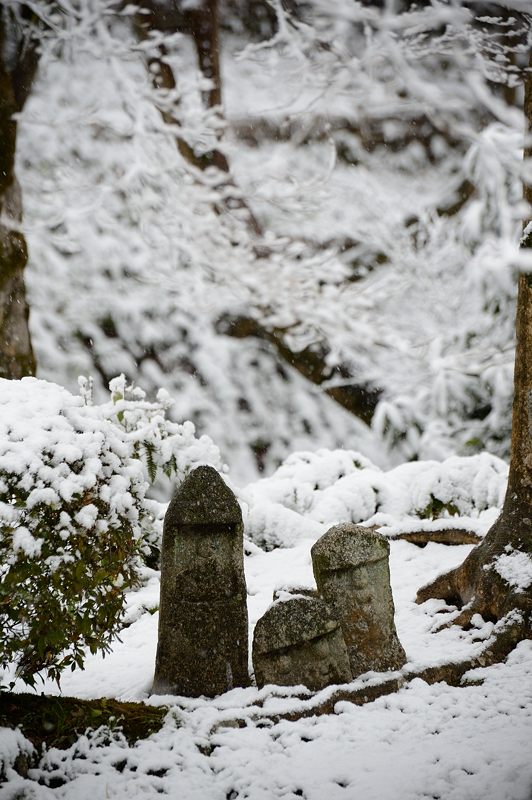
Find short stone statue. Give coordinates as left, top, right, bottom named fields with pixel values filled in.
left=311, top=523, right=406, bottom=676
left=252, top=595, right=352, bottom=691
left=152, top=466, right=249, bottom=696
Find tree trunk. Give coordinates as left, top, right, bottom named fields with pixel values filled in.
left=0, top=10, right=38, bottom=380
left=133, top=0, right=262, bottom=235
left=416, top=56, right=532, bottom=631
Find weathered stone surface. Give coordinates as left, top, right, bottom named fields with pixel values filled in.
left=311, top=523, right=406, bottom=676
left=152, top=466, right=249, bottom=697
left=253, top=596, right=352, bottom=690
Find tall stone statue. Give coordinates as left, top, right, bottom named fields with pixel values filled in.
left=312, top=523, right=406, bottom=677
left=152, top=466, right=249, bottom=696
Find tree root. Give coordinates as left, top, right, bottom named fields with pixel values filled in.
left=389, top=529, right=481, bottom=547
left=416, top=559, right=471, bottom=611
left=210, top=618, right=528, bottom=729
left=415, top=501, right=532, bottom=627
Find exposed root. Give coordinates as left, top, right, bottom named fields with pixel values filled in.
left=415, top=508, right=532, bottom=628
left=445, top=607, right=477, bottom=629
left=210, top=619, right=529, bottom=729
left=428, top=605, right=478, bottom=633
left=416, top=561, right=469, bottom=609
left=390, top=530, right=481, bottom=547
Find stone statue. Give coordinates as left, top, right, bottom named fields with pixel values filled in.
left=312, top=523, right=406, bottom=676
left=253, top=595, right=352, bottom=690
left=152, top=466, right=249, bottom=696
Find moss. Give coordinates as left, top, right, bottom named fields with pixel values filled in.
left=0, top=230, right=29, bottom=285
left=0, top=692, right=168, bottom=750
left=417, top=495, right=460, bottom=520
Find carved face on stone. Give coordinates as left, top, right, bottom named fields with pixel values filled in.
left=311, top=523, right=407, bottom=675
left=327, top=558, right=393, bottom=640
left=174, top=524, right=240, bottom=601
left=153, top=466, right=249, bottom=697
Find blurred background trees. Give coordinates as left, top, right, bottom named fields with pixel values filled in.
left=0, top=2, right=38, bottom=379
left=1, top=0, right=530, bottom=481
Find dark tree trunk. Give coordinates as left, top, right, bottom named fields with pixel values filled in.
left=188, top=0, right=222, bottom=109
left=416, top=55, right=532, bottom=633
left=0, top=9, right=38, bottom=379
left=133, top=0, right=261, bottom=234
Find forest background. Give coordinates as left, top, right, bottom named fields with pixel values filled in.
left=1, top=2, right=532, bottom=797
left=3, top=0, right=531, bottom=485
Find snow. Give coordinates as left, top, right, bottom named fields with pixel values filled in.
left=11, top=660, right=529, bottom=800
left=17, top=2, right=524, bottom=479
left=2, top=435, right=531, bottom=798
left=0, top=376, right=223, bottom=557
left=2, top=3, right=531, bottom=797
left=1, top=380, right=530, bottom=798
left=11, top=526, right=43, bottom=558
left=1, top=537, right=531, bottom=799
left=493, top=551, right=532, bottom=592
left=0, top=727, right=34, bottom=779
left=240, top=449, right=507, bottom=549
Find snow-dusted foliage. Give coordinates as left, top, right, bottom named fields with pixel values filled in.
left=0, top=728, right=34, bottom=782
left=16, top=1, right=531, bottom=479
left=100, top=375, right=223, bottom=491
left=241, top=449, right=508, bottom=549
left=20, top=24, right=370, bottom=482
left=0, top=376, right=221, bottom=685
left=227, top=3, right=531, bottom=463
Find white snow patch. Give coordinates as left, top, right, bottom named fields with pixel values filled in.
left=0, top=727, right=34, bottom=775
left=493, top=551, right=532, bottom=591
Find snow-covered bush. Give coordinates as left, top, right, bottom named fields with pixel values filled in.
left=0, top=376, right=222, bottom=685
left=0, top=728, right=34, bottom=782
left=242, top=449, right=508, bottom=549
left=93, top=374, right=224, bottom=499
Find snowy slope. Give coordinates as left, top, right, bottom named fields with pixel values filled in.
left=17, top=12, right=522, bottom=481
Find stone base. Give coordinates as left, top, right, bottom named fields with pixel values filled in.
left=153, top=596, right=249, bottom=697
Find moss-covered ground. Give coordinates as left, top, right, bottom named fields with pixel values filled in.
left=0, top=692, right=167, bottom=750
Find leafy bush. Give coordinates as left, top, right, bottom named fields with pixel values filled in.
left=0, top=376, right=222, bottom=686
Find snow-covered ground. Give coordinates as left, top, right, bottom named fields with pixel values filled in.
left=3, top=5, right=532, bottom=797
left=2, top=460, right=531, bottom=800
left=1, top=383, right=530, bottom=797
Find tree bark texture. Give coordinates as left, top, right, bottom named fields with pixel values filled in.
left=134, top=0, right=261, bottom=235
left=0, top=10, right=38, bottom=379
left=416, top=53, right=532, bottom=629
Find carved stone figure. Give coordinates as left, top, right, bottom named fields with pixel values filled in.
left=311, top=523, right=406, bottom=676
left=253, top=595, right=352, bottom=690
left=152, top=466, right=249, bottom=696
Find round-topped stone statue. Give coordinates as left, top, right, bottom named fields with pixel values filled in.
left=311, top=523, right=406, bottom=677
left=253, top=594, right=352, bottom=691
